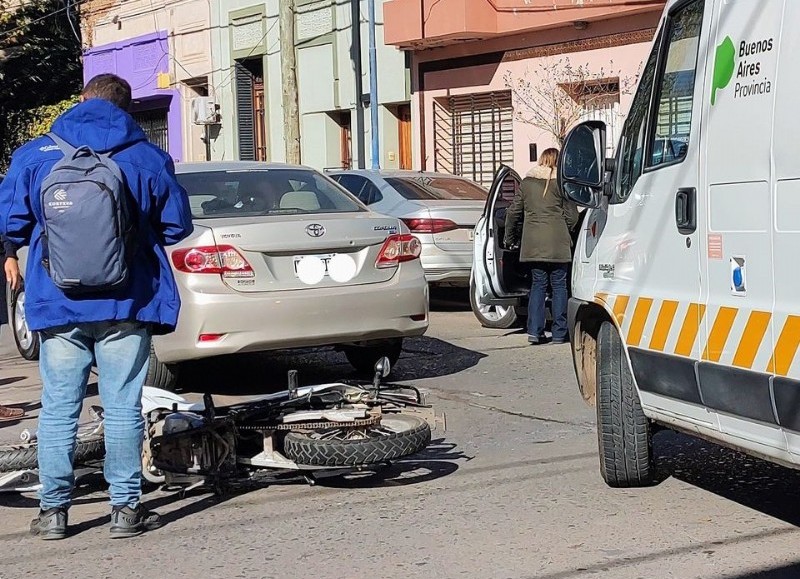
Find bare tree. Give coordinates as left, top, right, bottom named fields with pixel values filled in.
left=504, top=57, right=638, bottom=147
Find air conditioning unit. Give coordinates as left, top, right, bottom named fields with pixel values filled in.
left=191, top=96, right=218, bottom=125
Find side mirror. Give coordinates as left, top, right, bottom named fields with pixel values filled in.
left=558, top=121, right=608, bottom=209
left=374, top=357, right=391, bottom=379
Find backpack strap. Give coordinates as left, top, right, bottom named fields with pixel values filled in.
left=47, top=132, right=133, bottom=159
left=47, top=132, right=77, bottom=156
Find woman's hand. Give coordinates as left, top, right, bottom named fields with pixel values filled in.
left=4, top=257, right=20, bottom=291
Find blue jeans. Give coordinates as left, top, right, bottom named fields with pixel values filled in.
left=38, top=321, right=150, bottom=510
left=528, top=262, right=569, bottom=341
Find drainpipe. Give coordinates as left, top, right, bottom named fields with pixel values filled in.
left=368, top=0, right=380, bottom=170
left=352, top=0, right=366, bottom=169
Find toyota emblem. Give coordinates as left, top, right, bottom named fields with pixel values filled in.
left=306, top=223, right=326, bottom=238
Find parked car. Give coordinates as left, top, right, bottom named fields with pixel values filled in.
left=470, top=165, right=528, bottom=329
left=470, top=165, right=585, bottom=329
left=328, top=170, right=487, bottom=287
left=7, top=162, right=430, bottom=389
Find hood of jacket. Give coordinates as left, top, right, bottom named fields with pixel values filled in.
left=527, top=164, right=556, bottom=180
left=50, top=98, right=147, bottom=153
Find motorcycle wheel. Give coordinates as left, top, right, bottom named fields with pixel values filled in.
left=0, top=435, right=105, bottom=472
left=283, top=414, right=431, bottom=467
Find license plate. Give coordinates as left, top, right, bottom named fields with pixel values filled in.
left=293, top=254, right=334, bottom=277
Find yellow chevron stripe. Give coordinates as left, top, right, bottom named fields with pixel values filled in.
left=650, top=300, right=679, bottom=352
left=767, top=316, right=800, bottom=376
left=612, top=295, right=630, bottom=326
left=732, top=311, right=771, bottom=369
left=702, top=307, right=738, bottom=362
left=627, top=297, right=654, bottom=347
left=675, top=303, right=706, bottom=357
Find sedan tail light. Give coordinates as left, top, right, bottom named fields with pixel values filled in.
left=375, top=234, right=422, bottom=269
left=171, top=245, right=255, bottom=278
left=402, top=218, right=459, bottom=234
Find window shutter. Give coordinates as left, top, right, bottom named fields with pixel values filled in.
left=235, top=62, right=255, bottom=161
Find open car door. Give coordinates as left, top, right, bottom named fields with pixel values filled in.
left=472, top=165, right=529, bottom=315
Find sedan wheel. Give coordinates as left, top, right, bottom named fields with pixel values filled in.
left=11, top=288, right=40, bottom=361
left=469, top=280, right=518, bottom=329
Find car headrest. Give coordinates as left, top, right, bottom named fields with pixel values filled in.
left=280, top=190, right=320, bottom=211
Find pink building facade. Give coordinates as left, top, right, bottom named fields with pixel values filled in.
left=384, top=0, right=666, bottom=186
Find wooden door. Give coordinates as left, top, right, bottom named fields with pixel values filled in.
left=398, top=103, right=412, bottom=169
left=253, top=74, right=268, bottom=162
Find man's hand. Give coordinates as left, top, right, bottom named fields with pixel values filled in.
left=4, top=257, right=20, bottom=291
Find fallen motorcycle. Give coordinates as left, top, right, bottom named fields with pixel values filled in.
left=0, top=358, right=445, bottom=493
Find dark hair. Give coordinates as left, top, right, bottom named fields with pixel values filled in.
left=82, top=74, right=133, bottom=111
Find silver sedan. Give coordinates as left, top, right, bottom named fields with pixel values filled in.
left=6, top=162, right=430, bottom=389
left=328, top=170, right=487, bottom=287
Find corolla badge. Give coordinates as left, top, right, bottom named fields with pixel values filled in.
left=305, top=223, right=326, bottom=238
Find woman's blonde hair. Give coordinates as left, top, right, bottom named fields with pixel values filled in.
left=539, top=148, right=559, bottom=197
left=539, top=147, right=559, bottom=169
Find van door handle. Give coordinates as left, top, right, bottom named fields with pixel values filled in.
left=675, top=187, right=697, bottom=235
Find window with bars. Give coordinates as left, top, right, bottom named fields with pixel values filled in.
left=433, top=91, right=513, bottom=188
left=132, top=108, right=169, bottom=152
left=562, top=78, right=622, bottom=158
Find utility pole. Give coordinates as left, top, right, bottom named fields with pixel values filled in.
left=279, top=0, right=302, bottom=164
left=367, top=0, right=380, bottom=170
left=351, top=0, right=366, bottom=169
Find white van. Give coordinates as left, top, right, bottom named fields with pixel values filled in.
left=556, top=0, right=800, bottom=487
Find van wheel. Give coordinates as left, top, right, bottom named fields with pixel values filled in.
left=470, top=280, right=518, bottom=329
left=145, top=345, right=180, bottom=391
left=596, top=321, right=654, bottom=487
left=9, top=286, right=40, bottom=361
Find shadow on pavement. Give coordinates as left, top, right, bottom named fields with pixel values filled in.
left=652, top=430, right=800, bottom=528
left=721, top=562, right=800, bottom=579
left=179, top=336, right=486, bottom=395
left=429, top=286, right=470, bottom=312
left=7, top=438, right=467, bottom=535
left=312, top=438, right=467, bottom=489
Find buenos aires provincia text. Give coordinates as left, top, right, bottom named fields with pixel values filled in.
left=735, top=38, right=773, bottom=98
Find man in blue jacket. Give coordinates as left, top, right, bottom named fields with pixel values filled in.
left=0, top=74, right=193, bottom=539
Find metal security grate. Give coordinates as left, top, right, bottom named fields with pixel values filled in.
left=433, top=91, right=513, bottom=188
left=132, top=109, right=169, bottom=152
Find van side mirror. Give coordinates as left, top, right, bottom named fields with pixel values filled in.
left=558, top=121, right=608, bottom=209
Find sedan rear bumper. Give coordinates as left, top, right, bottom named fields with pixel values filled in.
left=420, top=242, right=472, bottom=284
left=154, top=265, right=429, bottom=364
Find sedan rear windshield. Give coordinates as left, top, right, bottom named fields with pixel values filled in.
left=177, top=169, right=364, bottom=219
left=384, top=176, right=487, bottom=201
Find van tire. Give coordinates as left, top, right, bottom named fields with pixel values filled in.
left=596, top=321, right=654, bottom=487
left=145, top=345, right=180, bottom=392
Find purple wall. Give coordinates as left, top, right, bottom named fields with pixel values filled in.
left=83, top=31, right=183, bottom=162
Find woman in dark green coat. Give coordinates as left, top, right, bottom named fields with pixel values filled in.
left=504, top=148, right=579, bottom=345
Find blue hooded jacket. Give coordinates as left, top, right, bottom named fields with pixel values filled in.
left=0, top=99, right=193, bottom=334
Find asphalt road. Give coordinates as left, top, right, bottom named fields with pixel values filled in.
left=0, top=294, right=799, bottom=579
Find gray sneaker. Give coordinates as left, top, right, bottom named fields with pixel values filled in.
left=30, top=507, right=68, bottom=540
left=110, top=504, right=162, bottom=538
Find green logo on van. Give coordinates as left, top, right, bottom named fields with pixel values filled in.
left=711, top=36, right=735, bottom=106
